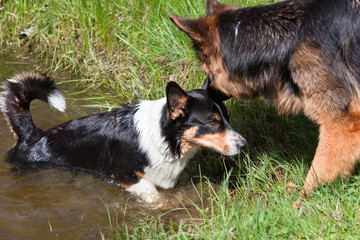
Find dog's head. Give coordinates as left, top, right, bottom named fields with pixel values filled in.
left=164, top=81, right=247, bottom=157
left=168, top=0, right=244, bottom=102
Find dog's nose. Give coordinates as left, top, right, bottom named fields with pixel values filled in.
left=237, top=138, right=247, bottom=149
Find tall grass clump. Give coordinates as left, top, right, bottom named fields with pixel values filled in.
left=124, top=155, right=360, bottom=239
left=0, top=0, right=277, bottom=102
left=1, top=0, right=204, bottom=102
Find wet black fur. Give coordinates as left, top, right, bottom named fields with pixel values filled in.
left=6, top=104, right=149, bottom=185
left=1, top=74, right=238, bottom=186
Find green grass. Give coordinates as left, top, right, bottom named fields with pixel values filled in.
left=0, top=0, right=276, bottom=103
left=125, top=155, right=360, bottom=239
left=1, top=0, right=360, bottom=239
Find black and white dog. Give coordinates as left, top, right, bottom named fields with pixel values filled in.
left=0, top=72, right=247, bottom=203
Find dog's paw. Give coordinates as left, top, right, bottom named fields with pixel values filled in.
left=285, top=182, right=305, bottom=209
left=285, top=181, right=298, bottom=193
left=292, top=198, right=304, bottom=210
left=126, top=178, right=166, bottom=208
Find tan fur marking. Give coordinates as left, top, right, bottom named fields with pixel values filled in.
left=182, top=126, right=199, bottom=139
left=171, top=95, right=188, bottom=119
left=120, top=183, right=132, bottom=189
left=171, top=112, right=180, bottom=119
left=135, top=171, right=145, bottom=179
left=180, top=126, right=200, bottom=156
left=182, top=127, right=232, bottom=155
left=214, top=113, right=221, bottom=121
left=195, top=131, right=231, bottom=154
left=289, top=42, right=358, bottom=122
left=349, top=98, right=360, bottom=117
left=281, top=43, right=326, bottom=115
left=211, top=74, right=258, bottom=100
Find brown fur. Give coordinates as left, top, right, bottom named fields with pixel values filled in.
left=193, top=131, right=231, bottom=154
left=181, top=126, right=235, bottom=155
left=180, top=126, right=200, bottom=156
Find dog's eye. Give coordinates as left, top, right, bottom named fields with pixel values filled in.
left=208, top=120, right=218, bottom=126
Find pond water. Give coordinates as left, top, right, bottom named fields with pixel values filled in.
left=0, top=54, right=211, bottom=239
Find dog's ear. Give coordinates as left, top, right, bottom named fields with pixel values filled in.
left=166, top=81, right=189, bottom=119
left=201, top=76, right=231, bottom=102
left=201, top=75, right=210, bottom=90
left=208, top=85, right=231, bottom=102
left=168, top=13, right=207, bottom=43
left=205, top=0, right=222, bottom=16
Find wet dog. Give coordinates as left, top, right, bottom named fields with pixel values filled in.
left=169, top=0, right=360, bottom=207
left=0, top=72, right=247, bottom=203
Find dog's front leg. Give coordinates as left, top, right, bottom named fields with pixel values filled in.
left=294, top=120, right=360, bottom=208
left=126, top=178, right=161, bottom=204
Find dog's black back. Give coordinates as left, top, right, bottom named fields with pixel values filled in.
left=7, top=105, right=148, bottom=184
left=218, top=0, right=306, bottom=80
left=219, top=0, right=360, bottom=103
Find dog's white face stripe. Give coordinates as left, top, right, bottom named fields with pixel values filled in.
left=133, top=98, right=199, bottom=189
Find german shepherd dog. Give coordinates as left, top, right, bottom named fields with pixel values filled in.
left=169, top=0, right=360, bottom=208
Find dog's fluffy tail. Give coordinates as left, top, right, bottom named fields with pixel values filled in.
left=0, top=72, right=66, bottom=142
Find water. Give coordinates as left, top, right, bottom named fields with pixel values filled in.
left=0, top=54, right=210, bottom=239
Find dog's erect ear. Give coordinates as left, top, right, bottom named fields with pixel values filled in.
left=201, top=75, right=210, bottom=90
left=168, top=13, right=207, bottom=43
left=202, top=76, right=231, bottom=102
left=205, top=0, right=222, bottom=16
left=166, top=81, right=189, bottom=119
left=208, top=85, right=231, bottom=102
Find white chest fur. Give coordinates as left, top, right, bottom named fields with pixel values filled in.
left=133, top=98, right=199, bottom=189
left=143, top=147, right=199, bottom=189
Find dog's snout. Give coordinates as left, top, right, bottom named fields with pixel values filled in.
left=234, top=133, right=247, bottom=149
left=237, top=138, right=247, bottom=149
left=222, top=131, right=247, bottom=156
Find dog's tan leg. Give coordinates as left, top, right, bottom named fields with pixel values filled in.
left=294, top=118, right=360, bottom=209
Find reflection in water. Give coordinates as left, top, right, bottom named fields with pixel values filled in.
left=0, top=54, right=209, bottom=239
